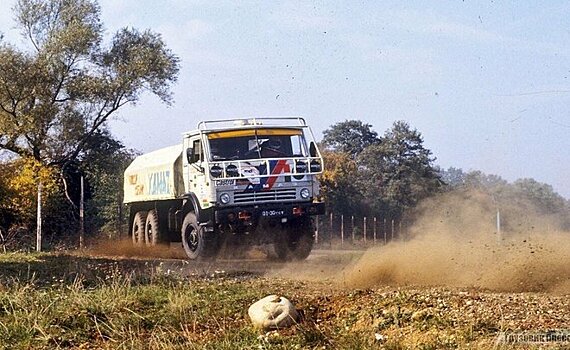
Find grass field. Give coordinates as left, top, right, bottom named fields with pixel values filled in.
left=0, top=251, right=568, bottom=349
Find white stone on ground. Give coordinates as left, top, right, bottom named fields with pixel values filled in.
left=248, top=295, right=299, bottom=330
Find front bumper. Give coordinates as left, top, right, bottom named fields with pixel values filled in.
left=214, top=201, right=325, bottom=224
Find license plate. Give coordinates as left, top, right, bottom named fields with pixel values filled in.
left=261, top=210, right=285, bottom=217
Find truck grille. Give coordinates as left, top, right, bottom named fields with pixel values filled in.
left=234, top=188, right=297, bottom=204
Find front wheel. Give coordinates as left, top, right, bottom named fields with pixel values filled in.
left=181, top=212, right=219, bottom=260
left=274, top=217, right=315, bottom=261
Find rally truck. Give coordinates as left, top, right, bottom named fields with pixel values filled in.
left=123, top=117, right=325, bottom=260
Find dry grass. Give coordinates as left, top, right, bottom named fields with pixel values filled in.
left=0, top=252, right=567, bottom=349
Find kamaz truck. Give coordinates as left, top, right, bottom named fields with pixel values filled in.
left=124, top=117, right=325, bottom=260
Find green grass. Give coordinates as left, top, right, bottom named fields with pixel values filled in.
left=0, top=253, right=350, bottom=349
left=0, top=256, right=248, bottom=349
left=0, top=252, right=561, bottom=349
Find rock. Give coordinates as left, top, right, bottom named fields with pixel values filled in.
left=374, top=333, right=386, bottom=342
left=248, top=295, right=299, bottom=330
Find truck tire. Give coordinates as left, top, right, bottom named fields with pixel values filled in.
left=274, top=217, right=315, bottom=261
left=132, top=211, right=147, bottom=246
left=181, top=212, right=219, bottom=260
left=144, top=210, right=163, bottom=246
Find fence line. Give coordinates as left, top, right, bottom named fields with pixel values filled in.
left=314, top=213, right=403, bottom=247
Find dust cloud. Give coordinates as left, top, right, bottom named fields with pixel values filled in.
left=342, top=190, right=570, bottom=293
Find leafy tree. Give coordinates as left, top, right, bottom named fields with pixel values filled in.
left=322, top=120, right=380, bottom=158
left=80, top=130, right=136, bottom=236
left=0, top=158, right=59, bottom=224
left=512, top=178, right=567, bottom=215
left=439, top=167, right=466, bottom=188
left=319, top=149, right=362, bottom=215
left=438, top=167, right=570, bottom=231
left=439, top=168, right=510, bottom=194
left=357, top=121, right=442, bottom=216
left=0, top=0, right=178, bottom=239
left=463, top=171, right=508, bottom=192
left=0, top=0, right=179, bottom=166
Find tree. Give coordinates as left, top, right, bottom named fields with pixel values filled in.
left=357, top=121, right=442, bottom=216
left=0, top=0, right=179, bottom=166
left=439, top=167, right=466, bottom=188
left=80, top=130, right=136, bottom=235
left=319, top=149, right=362, bottom=215
left=322, top=120, right=380, bottom=158
left=0, top=157, right=59, bottom=224
left=512, top=178, right=567, bottom=215
left=0, top=0, right=178, bottom=240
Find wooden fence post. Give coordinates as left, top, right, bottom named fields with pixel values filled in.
left=36, top=183, right=42, bottom=252
left=363, top=217, right=367, bottom=243
left=341, top=215, right=344, bottom=246
left=374, top=217, right=376, bottom=245
left=79, top=175, right=85, bottom=249
left=329, top=212, right=333, bottom=245
left=351, top=216, right=355, bottom=243
left=315, top=215, right=319, bottom=244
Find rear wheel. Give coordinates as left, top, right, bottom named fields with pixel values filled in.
left=132, top=211, right=147, bottom=246
left=181, top=212, right=219, bottom=260
left=144, top=210, right=163, bottom=246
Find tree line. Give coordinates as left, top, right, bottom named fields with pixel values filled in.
left=320, top=120, right=442, bottom=219
left=1, top=0, right=568, bottom=249
left=320, top=119, right=570, bottom=230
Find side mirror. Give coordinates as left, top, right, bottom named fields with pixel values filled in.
left=309, top=142, right=318, bottom=157
left=186, top=148, right=193, bottom=163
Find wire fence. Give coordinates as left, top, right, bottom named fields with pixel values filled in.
left=313, top=213, right=406, bottom=248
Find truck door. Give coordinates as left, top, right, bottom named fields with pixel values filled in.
left=184, top=136, right=207, bottom=196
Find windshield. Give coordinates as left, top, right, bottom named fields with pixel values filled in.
left=207, top=129, right=307, bottom=161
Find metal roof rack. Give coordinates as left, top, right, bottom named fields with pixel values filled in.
left=197, top=116, right=307, bottom=131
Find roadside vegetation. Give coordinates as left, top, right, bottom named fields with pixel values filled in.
left=0, top=0, right=178, bottom=245
left=1, top=252, right=567, bottom=350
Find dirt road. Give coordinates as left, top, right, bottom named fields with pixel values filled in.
left=88, top=241, right=363, bottom=280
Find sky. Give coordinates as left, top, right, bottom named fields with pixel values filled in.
left=1, top=1, right=570, bottom=198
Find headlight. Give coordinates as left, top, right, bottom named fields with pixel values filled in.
left=210, top=165, right=223, bottom=178
left=300, top=188, right=310, bottom=199
left=226, top=164, right=239, bottom=177
left=219, top=193, right=231, bottom=204
left=295, top=161, right=307, bottom=173
left=310, top=160, right=322, bottom=172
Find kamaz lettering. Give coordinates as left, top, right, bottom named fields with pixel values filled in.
left=148, top=171, right=170, bottom=195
